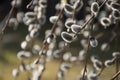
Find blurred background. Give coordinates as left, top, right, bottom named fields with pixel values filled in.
left=0, top=0, right=120, bottom=80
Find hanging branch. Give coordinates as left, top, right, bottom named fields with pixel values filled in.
left=0, top=0, right=17, bottom=40
left=111, top=70, right=120, bottom=80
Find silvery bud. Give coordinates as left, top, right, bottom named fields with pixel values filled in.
left=57, top=70, right=64, bottom=78
left=25, top=35, right=32, bottom=42
left=49, top=16, right=58, bottom=23
left=64, top=4, right=74, bottom=16
left=91, top=2, right=99, bottom=16
left=90, top=37, right=98, bottom=47
left=78, top=50, right=86, bottom=61
left=60, top=63, right=71, bottom=72
left=71, top=24, right=82, bottom=34
left=8, top=18, right=18, bottom=30
left=39, top=0, right=47, bottom=8
left=46, top=34, right=55, bottom=44
left=39, top=15, right=46, bottom=25
left=28, top=24, right=40, bottom=32
left=100, top=17, right=111, bottom=29
left=104, top=58, right=115, bottom=67
left=61, top=32, right=74, bottom=43
left=20, top=41, right=29, bottom=50
left=17, top=50, right=31, bottom=60
left=12, top=68, right=19, bottom=77
left=32, top=45, right=41, bottom=54
left=19, top=63, right=26, bottom=71
left=70, top=56, right=77, bottom=62
left=112, top=52, right=120, bottom=58
left=87, top=71, right=98, bottom=80
left=25, top=12, right=36, bottom=19
left=93, top=60, right=103, bottom=71
left=63, top=52, right=72, bottom=61
left=30, top=28, right=39, bottom=39
left=112, top=10, right=120, bottom=20
left=65, top=19, right=76, bottom=29
left=83, top=31, right=90, bottom=38
left=11, top=0, right=22, bottom=8
left=16, top=12, right=24, bottom=23
left=101, top=43, right=109, bottom=51
left=73, top=0, right=83, bottom=12
left=110, top=2, right=120, bottom=10
left=23, top=17, right=35, bottom=25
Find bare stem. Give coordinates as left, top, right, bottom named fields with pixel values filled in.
left=0, top=0, right=16, bottom=40
left=81, top=36, right=90, bottom=80
left=81, top=0, right=109, bottom=31
left=26, top=0, right=34, bottom=9
left=97, top=67, right=105, bottom=76
left=111, top=70, right=120, bottom=80
left=115, top=57, right=119, bottom=80
left=51, top=8, right=64, bottom=34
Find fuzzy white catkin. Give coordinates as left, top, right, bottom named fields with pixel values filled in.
left=93, top=60, right=103, bottom=71
left=101, top=43, right=109, bottom=51
left=78, top=50, right=86, bottom=61
left=21, top=41, right=29, bottom=49
left=87, top=71, right=98, bottom=80
left=63, top=52, right=72, bottom=61
left=25, top=35, right=32, bottom=42
left=60, top=63, right=71, bottom=72
left=28, top=24, right=40, bottom=32
left=9, top=18, right=18, bottom=28
left=100, top=17, right=111, bottom=28
left=11, top=0, right=22, bottom=8
left=16, top=12, right=24, bottom=23
left=48, top=42, right=56, bottom=50
left=65, top=19, right=76, bottom=29
left=12, top=69, right=19, bottom=77
left=91, top=2, right=99, bottom=16
left=110, top=2, right=120, bottom=10
left=39, top=0, right=47, bottom=8
left=104, top=58, right=115, bottom=67
left=17, top=50, right=31, bottom=60
left=73, top=0, right=83, bottom=12
left=61, top=32, right=74, bottom=43
left=71, top=24, right=82, bottom=34
left=83, top=31, right=90, bottom=38
left=57, top=70, right=64, bottom=78
left=90, top=38, right=98, bottom=47
left=25, top=12, right=36, bottom=19
left=30, top=29, right=39, bottom=39
left=112, top=9, right=120, bottom=19
left=64, top=4, right=74, bottom=16
left=46, top=34, right=55, bottom=44
left=80, top=39, right=88, bottom=48
left=32, top=45, right=41, bottom=54
left=49, top=16, right=58, bottom=23
left=39, top=15, right=46, bottom=25
left=70, top=56, right=77, bottom=62
left=112, top=52, right=120, bottom=58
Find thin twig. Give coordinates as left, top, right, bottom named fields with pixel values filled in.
left=51, top=8, right=64, bottom=34
left=0, top=0, right=17, bottom=40
left=81, top=0, right=109, bottom=79
left=81, top=36, right=90, bottom=80
left=111, top=70, right=120, bottom=80
left=36, top=8, right=64, bottom=62
left=26, top=0, right=34, bottom=9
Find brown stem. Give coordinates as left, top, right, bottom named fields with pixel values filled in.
left=26, top=0, right=34, bottom=9
left=111, top=70, right=120, bottom=80
left=115, top=57, right=119, bottom=80
left=0, top=0, right=16, bottom=40
left=51, top=8, right=64, bottom=34
left=81, top=36, right=90, bottom=80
